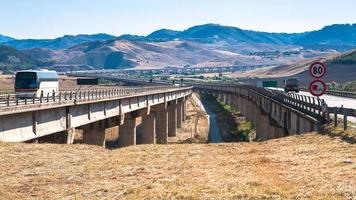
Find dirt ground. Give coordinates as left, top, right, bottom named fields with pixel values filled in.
left=168, top=95, right=209, bottom=144
left=0, top=133, right=354, bottom=199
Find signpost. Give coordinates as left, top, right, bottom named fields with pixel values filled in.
left=309, top=62, right=327, bottom=97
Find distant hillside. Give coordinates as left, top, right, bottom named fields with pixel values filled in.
left=28, top=39, right=296, bottom=70
left=3, top=23, right=356, bottom=52
left=329, top=49, right=356, bottom=64
left=0, top=34, right=14, bottom=43
left=294, top=24, right=356, bottom=51
left=0, top=45, right=48, bottom=71
left=120, top=23, right=356, bottom=50
left=3, top=34, right=116, bottom=50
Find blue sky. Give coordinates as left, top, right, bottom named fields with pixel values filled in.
left=1, top=0, right=356, bottom=39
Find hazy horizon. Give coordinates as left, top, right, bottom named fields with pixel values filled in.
left=1, top=0, right=356, bottom=39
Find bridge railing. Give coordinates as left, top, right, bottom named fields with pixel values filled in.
left=0, top=85, right=192, bottom=108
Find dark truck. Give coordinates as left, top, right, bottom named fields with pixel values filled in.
left=284, top=78, right=300, bottom=93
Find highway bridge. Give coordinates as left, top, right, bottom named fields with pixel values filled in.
left=0, top=85, right=192, bottom=147
left=1, top=75, right=355, bottom=146
left=71, top=64, right=268, bottom=75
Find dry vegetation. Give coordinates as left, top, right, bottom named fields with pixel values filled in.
left=0, top=74, right=14, bottom=91
left=0, top=133, right=354, bottom=199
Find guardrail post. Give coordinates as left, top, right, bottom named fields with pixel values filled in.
left=334, top=107, right=338, bottom=127
left=343, top=109, right=348, bottom=130
left=52, top=90, right=55, bottom=102
left=46, top=93, right=49, bottom=102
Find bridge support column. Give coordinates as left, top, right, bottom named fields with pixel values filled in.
left=273, top=126, right=285, bottom=138
left=182, top=98, right=187, bottom=121
left=83, top=121, right=106, bottom=147
left=255, top=113, right=270, bottom=141
left=288, top=112, right=299, bottom=135
left=223, top=93, right=227, bottom=104
left=66, top=128, right=75, bottom=144
left=152, top=104, right=168, bottom=144
left=177, top=100, right=183, bottom=128
left=168, top=101, right=177, bottom=137
left=237, top=96, right=243, bottom=113
left=218, top=93, right=223, bottom=102
left=231, top=94, right=239, bottom=111
left=119, top=113, right=139, bottom=147
left=137, top=112, right=156, bottom=144
left=241, top=97, right=247, bottom=117
left=245, top=100, right=253, bottom=121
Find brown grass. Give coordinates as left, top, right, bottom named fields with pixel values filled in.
left=0, top=133, right=354, bottom=199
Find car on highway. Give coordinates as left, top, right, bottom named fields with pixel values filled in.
left=284, top=78, right=300, bottom=93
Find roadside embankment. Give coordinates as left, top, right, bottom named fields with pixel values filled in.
left=0, top=133, right=354, bottom=199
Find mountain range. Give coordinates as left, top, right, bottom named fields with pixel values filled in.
left=0, top=23, right=355, bottom=71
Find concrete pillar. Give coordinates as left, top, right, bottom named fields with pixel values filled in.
left=218, top=93, right=222, bottom=102
left=119, top=113, right=139, bottom=147
left=66, top=128, right=75, bottom=144
left=182, top=99, right=187, bottom=121
left=255, top=113, right=270, bottom=141
left=245, top=100, right=253, bottom=121
left=289, top=112, right=298, bottom=135
left=177, top=100, right=183, bottom=128
left=168, top=101, right=177, bottom=137
left=137, top=112, right=156, bottom=144
left=273, top=126, right=285, bottom=138
left=241, top=98, right=247, bottom=116
left=152, top=105, right=168, bottom=144
left=232, top=95, right=239, bottom=111
left=83, top=121, right=106, bottom=147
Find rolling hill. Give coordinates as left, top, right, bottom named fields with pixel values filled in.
left=4, top=34, right=116, bottom=50
left=1, top=23, right=356, bottom=71
left=23, top=39, right=303, bottom=70
left=0, top=34, right=14, bottom=43
left=2, top=23, right=356, bottom=51
left=0, top=45, right=46, bottom=71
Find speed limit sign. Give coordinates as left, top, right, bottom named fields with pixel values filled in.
left=309, top=62, right=326, bottom=79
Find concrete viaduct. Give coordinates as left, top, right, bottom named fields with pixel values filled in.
left=194, top=84, right=320, bottom=141
left=0, top=86, right=192, bottom=147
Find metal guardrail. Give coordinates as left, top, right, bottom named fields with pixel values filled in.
left=0, top=85, right=192, bottom=109
left=324, top=90, right=356, bottom=99
left=300, top=88, right=356, bottom=99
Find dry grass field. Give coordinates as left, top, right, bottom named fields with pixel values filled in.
left=0, top=133, right=354, bottom=199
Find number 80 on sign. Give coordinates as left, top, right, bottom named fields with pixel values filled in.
left=309, top=62, right=326, bottom=79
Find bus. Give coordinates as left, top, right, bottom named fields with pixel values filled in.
left=15, top=70, right=59, bottom=98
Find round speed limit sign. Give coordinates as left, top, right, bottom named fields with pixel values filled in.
left=309, top=80, right=326, bottom=97
left=309, top=62, right=326, bottom=79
